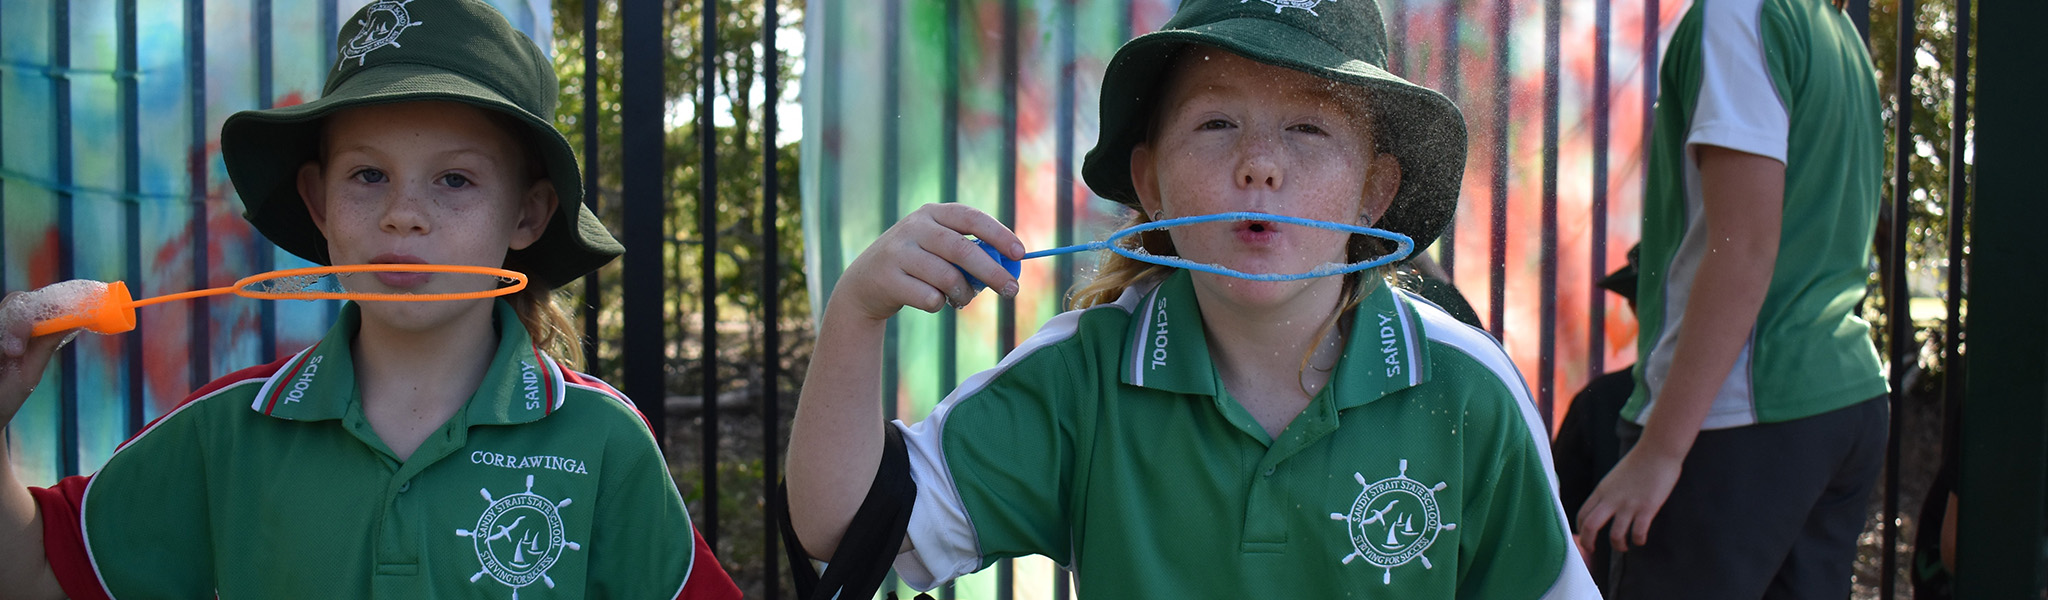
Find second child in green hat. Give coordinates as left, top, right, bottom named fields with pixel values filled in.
left=786, top=0, right=1599, bottom=597
left=0, top=1, right=740, bottom=598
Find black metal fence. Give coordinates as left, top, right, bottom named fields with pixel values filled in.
left=0, top=0, right=1999, bottom=598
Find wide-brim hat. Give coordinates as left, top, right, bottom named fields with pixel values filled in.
left=1081, top=0, right=1469, bottom=255
left=223, top=0, right=621, bottom=289
left=1597, top=244, right=1642, bottom=303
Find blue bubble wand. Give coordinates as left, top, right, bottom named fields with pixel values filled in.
left=964, top=212, right=1415, bottom=290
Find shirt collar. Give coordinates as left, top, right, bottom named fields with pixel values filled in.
left=250, top=300, right=568, bottom=425
left=1119, top=270, right=1431, bottom=407
left=1329, top=277, right=1433, bottom=410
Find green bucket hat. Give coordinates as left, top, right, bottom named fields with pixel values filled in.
left=1080, top=0, right=1469, bottom=255
left=223, top=0, right=621, bottom=289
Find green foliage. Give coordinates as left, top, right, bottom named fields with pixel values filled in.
left=548, top=3, right=809, bottom=596
left=547, top=0, right=811, bottom=396
left=1867, top=0, right=1973, bottom=345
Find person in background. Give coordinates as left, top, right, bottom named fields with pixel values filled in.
left=1575, top=0, right=1889, bottom=598
left=1554, top=244, right=1640, bottom=594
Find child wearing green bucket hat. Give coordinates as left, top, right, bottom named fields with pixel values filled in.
left=786, top=0, right=1598, bottom=597
left=0, top=1, right=739, bottom=598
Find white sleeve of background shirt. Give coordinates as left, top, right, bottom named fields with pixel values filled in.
left=1688, top=0, right=1790, bottom=163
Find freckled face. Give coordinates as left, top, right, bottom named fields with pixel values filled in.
left=297, top=101, right=554, bottom=330
left=1130, top=48, right=1401, bottom=309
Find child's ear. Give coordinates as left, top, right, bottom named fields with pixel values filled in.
left=296, top=161, right=329, bottom=233
left=1130, top=143, right=1164, bottom=218
left=510, top=179, right=559, bottom=251
left=1359, top=151, right=1402, bottom=225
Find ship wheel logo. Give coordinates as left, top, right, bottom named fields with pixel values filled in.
left=338, top=0, right=423, bottom=69
left=1242, top=0, right=1334, bottom=16
left=456, top=475, right=582, bottom=599
left=1330, top=459, right=1457, bottom=584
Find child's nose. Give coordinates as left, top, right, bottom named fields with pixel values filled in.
left=1235, top=137, right=1285, bottom=191
left=379, top=190, right=432, bottom=234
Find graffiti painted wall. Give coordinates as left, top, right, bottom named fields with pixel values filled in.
left=1, top=0, right=550, bottom=488
left=801, top=0, right=1685, bottom=595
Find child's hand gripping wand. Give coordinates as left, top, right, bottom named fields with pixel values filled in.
left=958, top=212, right=1417, bottom=291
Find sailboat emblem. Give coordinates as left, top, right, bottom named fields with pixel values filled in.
left=1330, top=459, right=1458, bottom=584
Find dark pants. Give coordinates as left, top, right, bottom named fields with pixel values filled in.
left=1609, top=395, right=1887, bottom=600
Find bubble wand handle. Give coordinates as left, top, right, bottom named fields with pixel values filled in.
left=27, top=265, right=529, bottom=337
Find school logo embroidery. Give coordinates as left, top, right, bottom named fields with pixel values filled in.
left=456, top=475, right=583, bottom=598
left=338, top=0, right=423, bottom=69
left=1329, top=459, right=1457, bottom=584
left=1242, top=0, right=1333, bottom=16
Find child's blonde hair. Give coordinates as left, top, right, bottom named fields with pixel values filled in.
left=503, top=264, right=586, bottom=370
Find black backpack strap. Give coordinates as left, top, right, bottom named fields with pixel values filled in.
left=780, top=423, right=923, bottom=600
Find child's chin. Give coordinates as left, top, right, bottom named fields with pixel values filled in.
left=357, top=298, right=490, bottom=331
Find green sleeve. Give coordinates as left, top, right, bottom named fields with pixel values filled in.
left=585, top=416, right=697, bottom=597
left=1450, top=371, right=1569, bottom=600
left=931, top=341, right=1090, bottom=569
left=85, top=397, right=219, bottom=597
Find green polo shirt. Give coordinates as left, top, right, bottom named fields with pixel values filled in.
left=893, top=271, right=1596, bottom=598
left=1628, top=0, right=1886, bottom=427
left=57, top=301, right=702, bottom=598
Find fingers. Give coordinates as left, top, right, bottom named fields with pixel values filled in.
left=903, top=204, right=1021, bottom=299
left=1607, top=510, right=1637, bottom=552
left=922, top=203, right=1026, bottom=261
left=896, top=248, right=976, bottom=311
left=1576, top=500, right=1614, bottom=557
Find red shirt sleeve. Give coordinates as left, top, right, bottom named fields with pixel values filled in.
left=681, top=526, right=743, bottom=600
left=30, top=475, right=112, bottom=600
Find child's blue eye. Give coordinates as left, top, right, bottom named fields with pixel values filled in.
left=352, top=169, right=387, bottom=184
left=440, top=174, right=472, bottom=188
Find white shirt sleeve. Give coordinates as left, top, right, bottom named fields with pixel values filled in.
left=1688, top=0, right=1790, bottom=163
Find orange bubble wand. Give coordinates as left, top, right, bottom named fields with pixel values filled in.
left=29, top=264, right=527, bottom=337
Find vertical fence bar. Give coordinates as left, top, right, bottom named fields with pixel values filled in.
left=761, top=1, right=784, bottom=596
left=1882, top=1, right=1916, bottom=597
left=254, top=0, right=275, bottom=361
left=322, top=0, right=335, bottom=76
left=1642, top=0, right=1658, bottom=202
left=321, top=0, right=337, bottom=327
left=1054, top=0, right=1076, bottom=305
left=1487, top=0, right=1510, bottom=339
left=996, top=0, right=1020, bottom=596
left=1589, top=0, right=1610, bottom=380
left=698, top=0, right=721, bottom=550
left=185, top=0, right=210, bottom=394
left=938, top=2, right=960, bottom=597
left=0, top=3, right=7, bottom=301
left=817, top=0, right=842, bottom=301
left=1943, top=0, right=1970, bottom=496
left=581, top=0, right=601, bottom=372
left=1539, top=0, right=1559, bottom=425
left=882, top=0, right=902, bottom=426
left=620, top=0, right=666, bottom=455
left=1956, top=3, right=2048, bottom=594
left=54, top=0, right=78, bottom=477
left=0, top=0, right=7, bottom=297
left=121, top=0, right=144, bottom=434
left=1438, top=0, right=1459, bottom=279
left=1054, top=0, right=1077, bottom=595
left=1386, top=0, right=1406, bottom=76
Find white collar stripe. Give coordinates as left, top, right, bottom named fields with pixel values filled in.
left=250, top=345, right=319, bottom=414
